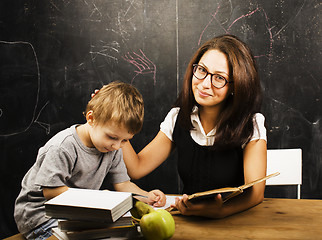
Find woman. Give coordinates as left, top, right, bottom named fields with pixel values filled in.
left=123, top=34, right=267, bottom=218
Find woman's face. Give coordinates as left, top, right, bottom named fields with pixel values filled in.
left=192, top=49, right=231, bottom=109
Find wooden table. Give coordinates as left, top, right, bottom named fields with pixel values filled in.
left=171, top=198, right=322, bottom=239
left=42, top=198, right=322, bottom=240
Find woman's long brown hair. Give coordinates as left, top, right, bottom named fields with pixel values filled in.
left=175, top=34, right=262, bottom=150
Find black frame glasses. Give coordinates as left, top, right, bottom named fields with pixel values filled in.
left=192, top=64, right=232, bottom=89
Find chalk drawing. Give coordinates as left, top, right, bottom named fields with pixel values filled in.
left=90, top=40, right=120, bottom=62
left=197, top=5, right=281, bottom=59
left=0, top=41, right=50, bottom=137
left=123, top=49, right=157, bottom=85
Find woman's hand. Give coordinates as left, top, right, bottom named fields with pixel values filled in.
left=147, top=189, right=167, bottom=207
left=91, top=89, right=100, bottom=98
left=174, top=194, right=226, bottom=218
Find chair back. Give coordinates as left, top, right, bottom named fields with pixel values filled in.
left=266, top=148, right=302, bottom=199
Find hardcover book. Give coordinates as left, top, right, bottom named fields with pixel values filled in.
left=188, top=172, right=280, bottom=203
left=167, top=172, right=280, bottom=211
left=45, top=188, right=133, bottom=223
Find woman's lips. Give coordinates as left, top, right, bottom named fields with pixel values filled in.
left=198, top=89, right=212, bottom=97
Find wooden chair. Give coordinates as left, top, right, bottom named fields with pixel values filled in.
left=266, top=148, right=302, bottom=199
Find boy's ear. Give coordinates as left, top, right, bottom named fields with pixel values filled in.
left=86, top=111, right=95, bottom=126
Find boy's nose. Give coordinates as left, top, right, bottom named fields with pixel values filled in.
left=111, top=141, right=122, bottom=150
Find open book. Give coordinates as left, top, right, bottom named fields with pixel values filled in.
left=167, top=172, right=280, bottom=211
left=45, top=188, right=133, bottom=223
left=188, top=172, right=280, bottom=203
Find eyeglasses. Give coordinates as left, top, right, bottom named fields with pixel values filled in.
left=192, top=64, right=232, bottom=89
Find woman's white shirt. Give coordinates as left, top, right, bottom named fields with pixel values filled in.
left=160, top=107, right=267, bottom=147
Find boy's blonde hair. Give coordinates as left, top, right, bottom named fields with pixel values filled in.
left=85, top=81, right=144, bottom=134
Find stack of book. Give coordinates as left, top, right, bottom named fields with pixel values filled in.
left=51, top=214, right=137, bottom=240
left=45, top=188, right=139, bottom=240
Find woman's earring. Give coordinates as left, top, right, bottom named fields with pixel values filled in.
left=231, top=92, right=234, bottom=96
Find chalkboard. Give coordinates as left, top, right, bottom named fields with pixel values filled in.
left=0, top=0, right=321, bottom=237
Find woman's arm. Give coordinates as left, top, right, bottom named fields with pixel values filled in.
left=122, top=131, right=174, bottom=179
left=175, top=139, right=267, bottom=218
left=221, top=138, right=267, bottom=216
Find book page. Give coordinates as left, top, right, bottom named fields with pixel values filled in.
left=120, top=195, right=180, bottom=216
left=157, top=195, right=181, bottom=210
left=45, top=188, right=132, bottom=210
left=188, top=187, right=240, bottom=200
left=240, top=172, right=280, bottom=190
left=188, top=172, right=280, bottom=201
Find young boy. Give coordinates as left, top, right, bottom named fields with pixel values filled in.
left=14, top=82, right=166, bottom=239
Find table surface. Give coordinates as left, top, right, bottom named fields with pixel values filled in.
left=171, top=198, right=322, bottom=239
left=47, top=198, right=322, bottom=240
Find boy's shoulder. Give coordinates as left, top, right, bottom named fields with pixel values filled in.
left=44, top=125, right=78, bottom=150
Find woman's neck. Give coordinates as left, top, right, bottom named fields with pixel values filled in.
left=198, top=106, right=221, bottom=135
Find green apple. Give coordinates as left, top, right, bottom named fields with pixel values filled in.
left=140, top=209, right=175, bottom=240
left=130, top=200, right=155, bottom=219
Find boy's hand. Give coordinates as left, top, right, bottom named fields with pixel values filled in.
left=147, top=189, right=166, bottom=207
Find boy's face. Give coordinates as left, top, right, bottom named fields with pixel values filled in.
left=88, top=120, right=134, bottom=153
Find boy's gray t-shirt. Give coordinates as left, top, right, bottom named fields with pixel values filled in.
left=14, top=125, right=130, bottom=235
